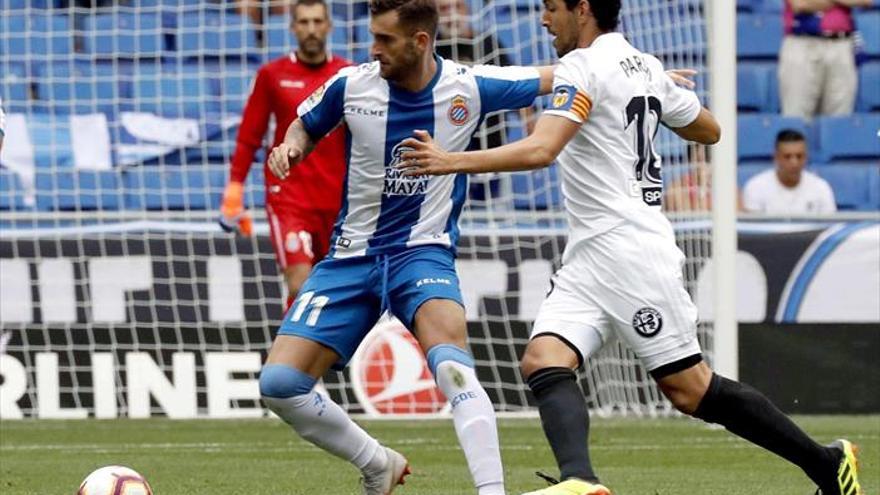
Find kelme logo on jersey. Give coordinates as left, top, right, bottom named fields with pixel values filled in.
left=349, top=317, right=450, bottom=416
left=385, top=142, right=429, bottom=196
left=632, top=307, right=663, bottom=337
left=447, top=95, right=470, bottom=126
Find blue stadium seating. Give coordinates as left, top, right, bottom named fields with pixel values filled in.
left=244, top=165, right=266, bottom=209
left=265, top=15, right=294, bottom=61
left=128, top=64, right=217, bottom=116
left=34, top=62, right=124, bottom=114
left=35, top=170, right=123, bottom=210
left=756, top=0, right=784, bottom=13
left=738, top=64, right=773, bottom=112
left=0, top=169, right=28, bottom=210
left=512, top=165, right=561, bottom=210
left=816, top=165, right=879, bottom=211
left=1, top=62, right=30, bottom=112
left=858, top=63, right=880, bottom=111
left=738, top=114, right=811, bottom=161
left=176, top=12, right=259, bottom=61
left=817, top=113, right=880, bottom=162
left=737, top=14, right=783, bottom=59
left=855, top=11, right=880, bottom=58
left=123, top=166, right=225, bottom=210
left=82, top=13, right=165, bottom=58
left=0, top=14, right=73, bottom=61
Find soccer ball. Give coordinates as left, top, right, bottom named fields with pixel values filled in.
left=77, top=465, right=153, bottom=495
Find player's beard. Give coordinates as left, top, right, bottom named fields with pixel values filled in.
left=299, top=36, right=325, bottom=59
left=378, top=41, right=420, bottom=83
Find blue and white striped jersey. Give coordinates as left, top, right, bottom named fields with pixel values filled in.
left=297, top=55, right=539, bottom=258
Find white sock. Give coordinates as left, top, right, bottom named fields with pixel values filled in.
left=435, top=360, right=506, bottom=495
left=263, top=391, right=386, bottom=472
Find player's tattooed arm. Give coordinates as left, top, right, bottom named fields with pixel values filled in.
left=399, top=114, right=580, bottom=176
left=268, top=119, right=316, bottom=180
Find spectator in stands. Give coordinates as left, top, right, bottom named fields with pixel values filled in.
left=779, top=0, right=873, bottom=120
left=220, top=0, right=350, bottom=313
left=742, top=129, right=837, bottom=214
left=664, top=144, right=712, bottom=213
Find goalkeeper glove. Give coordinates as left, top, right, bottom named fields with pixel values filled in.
left=219, top=181, right=253, bottom=236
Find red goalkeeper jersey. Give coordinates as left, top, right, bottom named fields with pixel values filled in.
left=229, top=53, right=351, bottom=212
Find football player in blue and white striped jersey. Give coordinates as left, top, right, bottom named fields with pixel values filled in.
left=259, top=1, right=554, bottom=494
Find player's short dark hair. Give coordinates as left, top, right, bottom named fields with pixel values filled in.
left=370, top=0, right=439, bottom=38
left=291, top=0, right=329, bottom=20
left=776, top=129, right=806, bottom=146
left=564, top=0, right=621, bottom=31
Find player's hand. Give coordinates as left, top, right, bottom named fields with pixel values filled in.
left=268, top=143, right=304, bottom=180
left=398, top=130, right=458, bottom=176
left=666, top=68, right=697, bottom=89
left=219, top=181, right=253, bottom=236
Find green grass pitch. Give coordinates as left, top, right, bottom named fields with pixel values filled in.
left=1, top=416, right=877, bottom=494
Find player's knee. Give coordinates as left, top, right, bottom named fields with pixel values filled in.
left=660, top=383, right=704, bottom=415
left=519, top=342, right=577, bottom=380
left=259, top=364, right=316, bottom=400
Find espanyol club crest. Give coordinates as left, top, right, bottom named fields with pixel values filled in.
left=447, top=95, right=469, bottom=126
left=350, top=317, right=450, bottom=416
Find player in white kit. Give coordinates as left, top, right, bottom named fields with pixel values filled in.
left=399, top=1, right=863, bottom=494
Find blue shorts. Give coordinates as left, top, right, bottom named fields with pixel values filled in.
left=277, top=245, right=464, bottom=370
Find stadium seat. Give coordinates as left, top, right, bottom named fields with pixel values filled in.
left=128, top=64, right=217, bottom=116
left=123, top=166, right=226, bottom=210
left=176, top=12, right=259, bottom=61
left=737, top=114, right=811, bottom=161
left=1, top=13, right=73, bottom=61
left=736, top=0, right=755, bottom=12
left=82, top=13, right=165, bottom=58
left=34, top=61, right=124, bottom=115
left=855, top=11, right=880, bottom=58
left=1, top=62, right=30, bottom=112
left=512, top=165, right=562, bottom=210
left=244, top=165, right=266, bottom=209
left=35, top=169, right=123, bottom=211
left=737, top=64, right=772, bottom=112
left=857, top=62, right=880, bottom=111
left=0, top=169, right=28, bottom=210
left=755, top=0, right=784, bottom=13
left=495, top=13, right=553, bottom=65
left=265, top=15, right=294, bottom=61
left=737, top=162, right=772, bottom=188
left=817, top=113, right=880, bottom=162
left=737, top=14, right=783, bottom=59
left=815, top=165, right=878, bottom=211
left=213, top=65, right=256, bottom=114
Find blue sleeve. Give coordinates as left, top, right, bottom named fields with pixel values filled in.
left=296, top=74, right=347, bottom=141
left=473, top=65, right=541, bottom=116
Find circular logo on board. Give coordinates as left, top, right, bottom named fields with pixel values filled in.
left=349, top=317, right=450, bottom=416
left=632, top=307, right=663, bottom=338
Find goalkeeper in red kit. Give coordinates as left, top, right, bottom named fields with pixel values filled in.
left=220, top=0, right=350, bottom=312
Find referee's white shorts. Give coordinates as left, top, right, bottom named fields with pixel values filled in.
left=531, top=224, right=702, bottom=373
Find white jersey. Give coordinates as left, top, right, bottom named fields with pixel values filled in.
left=297, top=57, right=540, bottom=258
left=742, top=169, right=837, bottom=214
left=544, top=33, right=702, bottom=250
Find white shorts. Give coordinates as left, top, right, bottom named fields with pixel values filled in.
left=531, top=224, right=702, bottom=372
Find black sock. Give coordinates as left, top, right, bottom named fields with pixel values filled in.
left=693, top=373, right=837, bottom=487
left=527, top=367, right=599, bottom=484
